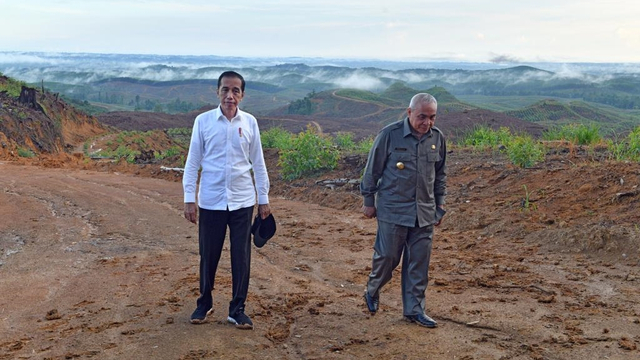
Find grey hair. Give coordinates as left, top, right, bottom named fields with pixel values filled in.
left=409, top=93, right=437, bottom=110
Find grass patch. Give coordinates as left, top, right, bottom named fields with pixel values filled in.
left=460, top=126, right=512, bottom=149
left=542, top=124, right=601, bottom=145
left=459, top=126, right=545, bottom=168
left=0, top=75, right=27, bottom=98
left=607, top=126, right=640, bottom=161
left=17, top=147, right=36, bottom=158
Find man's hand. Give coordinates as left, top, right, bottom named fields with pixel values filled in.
left=435, top=205, right=445, bottom=227
left=184, top=203, right=197, bottom=224
left=362, top=205, right=376, bottom=219
left=258, top=203, right=271, bottom=219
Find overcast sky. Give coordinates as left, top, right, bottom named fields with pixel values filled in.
left=2, top=0, right=639, bottom=63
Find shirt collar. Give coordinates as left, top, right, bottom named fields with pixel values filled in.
left=215, top=105, right=240, bottom=121
left=403, top=117, right=432, bottom=139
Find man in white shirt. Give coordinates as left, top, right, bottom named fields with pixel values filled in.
left=183, top=71, right=271, bottom=330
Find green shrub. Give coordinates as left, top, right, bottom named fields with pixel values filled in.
left=333, top=132, right=356, bottom=151
left=154, top=146, right=183, bottom=160
left=607, top=139, right=628, bottom=161
left=542, top=124, right=601, bottom=145
left=461, top=125, right=512, bottom=148
left=0, top=77, right=27, bottom=97
left=166, top=127, right=192, bottom=137
left=278, top=126, right=339, bottom=180
left=17, top=147, right=35, bottom=158
left=507, top=135, right=545, bottom=168
left=163, top=146, right=182, bottom=158
left=608, top=127, right=640, bottom=161
left=261, top=127, right=293, bottom=150
left=459, top=126, right=545, bottom=168
left=355, top=136, right=374, bottom=155
left=98, top=145, right=140, bottom=163
left=627, top=127, right=640, bottom=160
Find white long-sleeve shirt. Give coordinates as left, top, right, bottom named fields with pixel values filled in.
left=182, top=106, right=270, bottom=210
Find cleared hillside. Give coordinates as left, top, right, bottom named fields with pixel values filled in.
left=506, top=99, right=640, bottom=134
left=0, top=75, right=107, bottom=159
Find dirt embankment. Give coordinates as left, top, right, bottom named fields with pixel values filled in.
left=1, top=144, right=639, bottom=359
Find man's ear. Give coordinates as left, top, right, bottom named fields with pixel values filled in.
left=406, top=107, right=412, bottom=118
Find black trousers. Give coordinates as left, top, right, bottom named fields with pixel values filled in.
left=196, top=206, right=253, bottom=317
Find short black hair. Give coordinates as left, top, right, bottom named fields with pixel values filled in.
left=217, top=71, right=245, bottom=92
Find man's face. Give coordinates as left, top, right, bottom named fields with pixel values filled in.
left=217, top=76, right=244, bottom=116
left=407, top=102, right=437, bottom=136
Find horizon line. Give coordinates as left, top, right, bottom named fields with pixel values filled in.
left=1, top=50, right=639, bottom=65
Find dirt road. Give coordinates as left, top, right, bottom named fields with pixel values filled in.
left=1, top=150, right=639, bottom=359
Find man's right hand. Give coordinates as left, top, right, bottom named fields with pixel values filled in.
left=362, top=205, right=376, bottom=219
left=184, top=203, right=197, bottom=224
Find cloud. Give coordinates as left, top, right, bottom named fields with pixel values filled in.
left=489, top=54, right=522, bottom=64
left=331, top=72, right=385, bottom=91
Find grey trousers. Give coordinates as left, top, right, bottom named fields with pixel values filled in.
left=366, top=219, right=434, bottom=316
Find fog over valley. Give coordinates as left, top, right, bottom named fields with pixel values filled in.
left=1, top=52, right=639, bottom=130
left=1, top=51, right=638, bottom=87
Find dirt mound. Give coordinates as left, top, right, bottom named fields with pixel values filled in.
left=0, top=77, right=107, bottom=159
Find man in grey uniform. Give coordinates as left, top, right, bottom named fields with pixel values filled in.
left=360, top=93, right=446, bottom=328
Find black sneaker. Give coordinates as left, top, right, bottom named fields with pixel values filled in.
left=404, top=313, right=438, bottom=328
left=364, top=291, right=379, bottom=315
left=190, top=306, right=214, bottom=324
left=227, top=311, right=254, bottom=330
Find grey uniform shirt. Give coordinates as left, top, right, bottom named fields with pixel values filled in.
left=361, top=118, right=447, bottom=228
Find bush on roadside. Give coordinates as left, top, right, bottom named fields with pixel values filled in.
left=278, top=126, right=339, bottom=180
left=355, top=136, right=374, bottom=155
left=333, top=132, right=356, bottom=151
left=261, top=127, right=293, bottom=150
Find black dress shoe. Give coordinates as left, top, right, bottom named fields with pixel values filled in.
left=363, top=291, right=379, bottom=314
left=405, top=313, right=438, bottom=328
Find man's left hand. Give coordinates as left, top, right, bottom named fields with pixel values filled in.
left=435, top=205, right=445, bottom=227
left=258, top=203, right=271, bottom=219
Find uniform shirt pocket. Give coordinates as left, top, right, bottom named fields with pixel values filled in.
left=426, top=151, right=441, bottom=163
left=389, top=152, right=415, bottom=178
